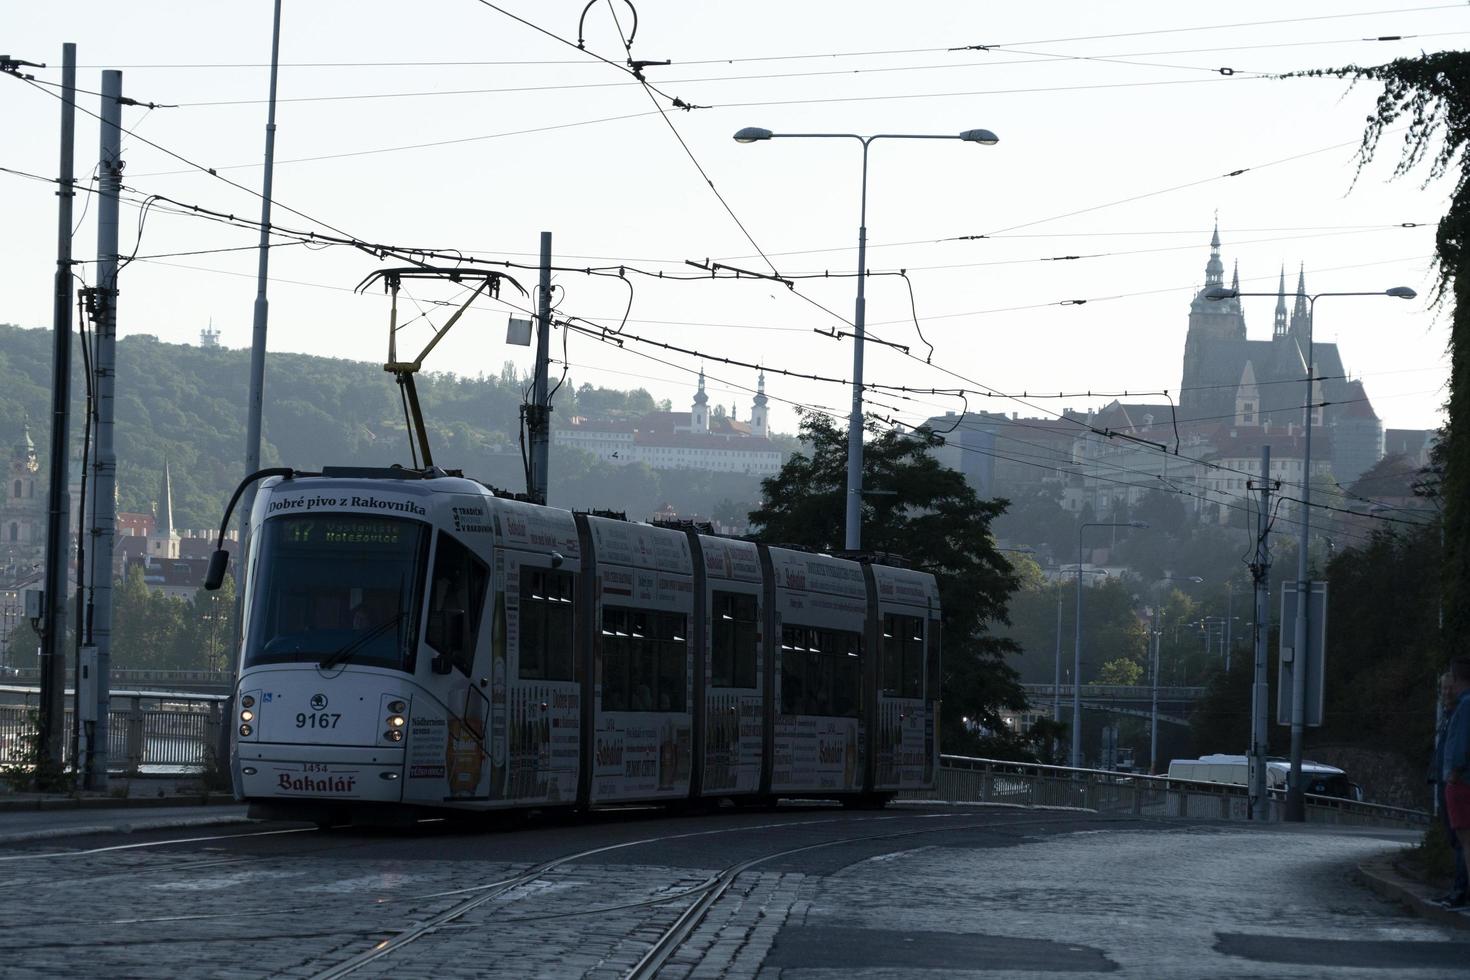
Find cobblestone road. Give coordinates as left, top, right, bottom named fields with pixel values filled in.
left=0, top=807, right=1462, bottom=978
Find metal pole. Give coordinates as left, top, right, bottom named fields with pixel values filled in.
left=1225, top=583, right=1232, bottom=673
left=1250, top=445, right=1272, bottom=819
left=87, top=69, right=123, bottom=790
left=237, top=0, right=282, bottom=573
left=1286, top=297, right=1317, bottom=822
left=38, top=42, right=77, bottom=774
left=1052, top=583, right=1063, bottom=722
left=528, top=231, right=552, bottom=505
left=1072, top=530, right=1085, bottom=768
left=1150, top=624, right=1159, bottom=773
left=844, top=140, right=871, bottom=553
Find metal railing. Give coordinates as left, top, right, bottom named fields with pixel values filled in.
left=1019, top=684, right=1207, bottom=702
left=5, top=667, right=233, bottom=691
left=0, top=687, right=227, bottom=774
left=932, top=754, right=1430, bottom=829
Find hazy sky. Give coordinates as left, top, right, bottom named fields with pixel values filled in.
left=4, top=2, right=1462, bottom=445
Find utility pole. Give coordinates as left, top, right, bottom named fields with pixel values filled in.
left=527, top=231, right=553, bottom=505
left=238, top=0, right=283, bottom=572
left=85, top=69, right=123, bottom=789
left=38, top=43, right=78, bottom=774
left=1248, top=446, right=1274, bottom=819
left=1149, top=622, right=1160, bottom=774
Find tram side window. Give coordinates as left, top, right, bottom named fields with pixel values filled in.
left=601, top=607, right=631, bottom=710
left=925, top=620, right=941, bottom=702
left=600, top=606, right=688, bottom=712
left=425, top=532, right=490, bottom=676
left=882, top=614, right=925, bottom=699
left=711, top=591, right=758, bottom=689
left=519, top=566, right=576, bottom=680
left=781, top=624, right=860, bottom=717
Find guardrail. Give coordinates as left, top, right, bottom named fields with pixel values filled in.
left=4, top=667, right=233, bottom=690
left=932, top=754, right=1430, bottom=830
left=1019, top=684, right=1208, bottom=702
left=0, top=687, right=227, bottom=774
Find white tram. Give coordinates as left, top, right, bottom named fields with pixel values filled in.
left=219, top=467, right=940, bottom=822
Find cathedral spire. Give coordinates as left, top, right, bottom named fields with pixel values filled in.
left=1273, top=265, right=1288, bottom=340
left=1289, top=263, right=1311, bottom=343
left=1204, top=218, right=1224, bottom=287
left=1231, top=259, right=1239, bottom=293
left=157, top=458, right=175, bottom=542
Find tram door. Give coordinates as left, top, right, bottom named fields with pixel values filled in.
left=405, top=516, right=495, bottom=807
left=499, top=547, right=579, bottom=805
left=697, top=535, right=764, bottom=798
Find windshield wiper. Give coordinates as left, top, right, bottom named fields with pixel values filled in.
left=319, top=613, right=404, bottom=671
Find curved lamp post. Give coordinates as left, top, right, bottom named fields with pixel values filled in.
left=1073, top=520, right=1148, bottom=768
left=734, top=126, right=999, bottom=551
left=1206, top=283, right=1415, bottom=819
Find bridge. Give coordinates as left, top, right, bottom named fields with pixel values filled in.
left=1021, top=683, right=1206, bottom=725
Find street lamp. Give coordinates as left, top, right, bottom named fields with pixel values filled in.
left=735, top=126, right=1000, bottom=551
left=1207, top=282, right=1415, bottom=819
left=1073, top=520, right=1148, bottom=768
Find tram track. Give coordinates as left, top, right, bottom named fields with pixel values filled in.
left=302, top=807, right=1132, bottom=980
left=0, top=805, right=1144, bottom=974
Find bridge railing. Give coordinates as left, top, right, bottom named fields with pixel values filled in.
left=1019, top=684, right=1208, bottom=702
left=5, top=667, right=233, bottom=691
left=0, top=686, right=227, bottom=774
left=932, top=754, right=1430, bottom=829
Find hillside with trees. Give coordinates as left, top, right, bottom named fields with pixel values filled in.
left=0, top=324, right=787, bottom=527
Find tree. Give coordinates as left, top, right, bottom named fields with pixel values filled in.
left=748, top=413, right=1027, bottom=756
left=1294, top=53, right=1466, bottom=655
left=111, top=567, right=186, bottom=669
left=1097, top=657, right=1142, bottom=686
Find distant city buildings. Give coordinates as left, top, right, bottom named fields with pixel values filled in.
left=554, top=369, right=783, bottom=476
left=925, top=225, right=1439, bottom=529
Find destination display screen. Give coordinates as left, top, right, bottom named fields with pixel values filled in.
left=283, top=519, right=407, bottom=547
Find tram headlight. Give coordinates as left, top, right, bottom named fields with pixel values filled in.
left=388, top=700, right=406, bottom=714
left=240, top=694, right=256, bottom=709
left=239, top=723, right=253, bottom=737
left=387, top=714, right=405, bottom=728
left=384, top=729, right=403, bottom=742
left=239, top=709, right=254, bottom=723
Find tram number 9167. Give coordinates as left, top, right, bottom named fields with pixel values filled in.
left=296, top=712, right=342, bottom=729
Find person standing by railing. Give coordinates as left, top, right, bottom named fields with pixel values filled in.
left=1442, top=658, right=1470, bottom=909
left=1431, top=670, right=1468, bottom=908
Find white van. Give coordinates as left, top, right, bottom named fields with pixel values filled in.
left=1167, top=754, right=1361, bottom=800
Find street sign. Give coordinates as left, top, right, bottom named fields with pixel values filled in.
left=1277, top=581, right=1328, bottom=727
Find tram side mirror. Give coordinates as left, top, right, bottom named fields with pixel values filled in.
left=204, top=550, right=231, bottom=591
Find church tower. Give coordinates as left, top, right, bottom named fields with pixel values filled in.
left=750, top=370, right=769, bottom=438
left=691, top=368, right=710, bottom=433
left=1185, top=221, right=1246, bottom=340
left=3, top=423, right=42, bottom=557
left=1180, top=221, right=1247, bottom=417
left=148, top=458, right=180, bottom=560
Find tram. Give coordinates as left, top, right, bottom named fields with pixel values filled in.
left=209, top=466, right=940, bottom=823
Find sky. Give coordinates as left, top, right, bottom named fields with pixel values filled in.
left=2, top=1, right=1463, bottom=446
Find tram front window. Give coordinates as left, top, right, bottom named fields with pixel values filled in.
left=244, top=515, right=429, bottom=671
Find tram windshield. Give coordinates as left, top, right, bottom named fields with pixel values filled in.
left=243, top=514, right=429, bottom=672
